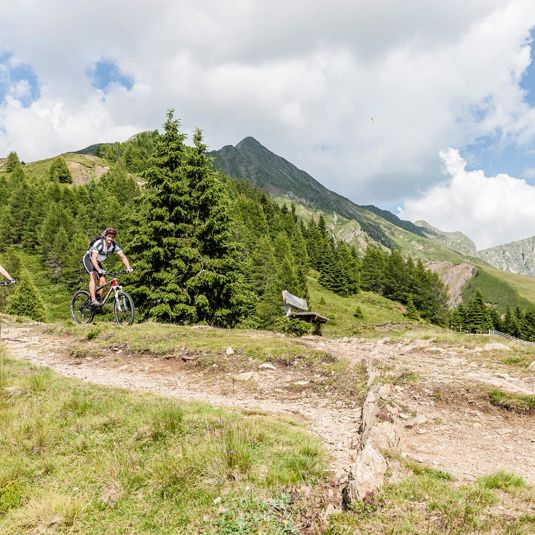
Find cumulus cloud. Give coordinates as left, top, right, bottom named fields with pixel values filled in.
left=398, top=148, right=535, bottom=249
left=1, top=0, right=535, bottom=214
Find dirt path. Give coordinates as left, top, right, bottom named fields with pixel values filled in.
left=3, top=324, right=535, bottom=490
left=1, top=324, right=363, bottom=483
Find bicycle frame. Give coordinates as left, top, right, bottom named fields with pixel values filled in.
left=95, top=276, right=124, bottom=307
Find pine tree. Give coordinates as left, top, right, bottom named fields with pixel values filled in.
left=129, top=112, right=247, bottom=326
left=181, top=127, right=247, bottom=326
left=464, top=289, right=492, bottom=333
left=5, top=151, right=20, bottom=172
left=404, top=294, right=420, bottom=320
left=49, top=156, right=73, bottom=183
left=6, top=268, right=46, bottom=322
left=360, top=245, right=386, bottom=293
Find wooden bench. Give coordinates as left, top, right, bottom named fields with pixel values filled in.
left=282, top=290, right=328, bottom=336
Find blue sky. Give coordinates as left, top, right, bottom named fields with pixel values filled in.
left=0, top=52, right=39, bottom=107
left=88, top=59, right=134, bottom=93
left=2, top=0, right=535, bottom=248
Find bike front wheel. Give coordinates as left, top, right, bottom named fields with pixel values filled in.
left=71, top=290, right=95, bottom=324
left=114, top=291, right=135, bottom=326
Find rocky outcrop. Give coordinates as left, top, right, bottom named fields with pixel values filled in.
left=342, top=357, right=402, bottom=507
left=426, top=261, right=477, bottom=306
left=478, top=236, right=535, bottom=277
left=415, top=220, right=477, bottom=256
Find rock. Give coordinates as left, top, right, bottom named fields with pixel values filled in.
left=343, top=443, right=388, bottom=504
left=213, top=497, right=222, bottom=505
left=293, top=380, right=310, bottom=386
left=405, top=415, right=427, bottom=428
left=528, top=361, right=535, bottom=371
left=469, top=361, right=478, bottom=368
left=483, top=343, right=511, bottom=351
left=495, top=428, right=513, bottom=435
left=378, top=384, right=391, bottom=397
left=181, top=355, right=196, bottom=362
left=225, top=346, right=235, bottom=355
left=234, top=371, right=259, bottom=382
left=399, top=412, right=410, bottom=420
left=259, top=362, right=276, bottom=371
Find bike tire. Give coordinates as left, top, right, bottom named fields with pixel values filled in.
left=71, top=290, right=95, bottom=324
left=114, top=291, right=135, bottom=326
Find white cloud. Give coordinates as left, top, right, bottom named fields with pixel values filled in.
left=398, top=148, right=535, bottom=249
left=1, top=0, right=535, bottom=214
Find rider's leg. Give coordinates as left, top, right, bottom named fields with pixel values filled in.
left=98, top=275, right=107, bottom=299
left=89, top=272, right=98, bottom=302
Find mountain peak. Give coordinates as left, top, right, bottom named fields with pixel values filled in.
left=235, top=136, right=264, bottom=150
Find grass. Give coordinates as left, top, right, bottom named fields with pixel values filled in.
left=325, top=459, right=535, bottom=534
left=0, top=345, right=326, bottom=533
left=307, top=273, right=416, bottom=338
left=488, top=388, right=535, bottom=414
left=48, top=321, right=334, bottom=368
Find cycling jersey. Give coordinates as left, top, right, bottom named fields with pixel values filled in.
left=87, top=238, right=122, bottom=263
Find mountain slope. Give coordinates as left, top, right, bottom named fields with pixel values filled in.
left=210, top=137, right=395, bottom=247
left=211, top=136, right=535, bottom=312
left=478, top=236, right=535, bottom=277
left=415, top=220, right=477, bottom=257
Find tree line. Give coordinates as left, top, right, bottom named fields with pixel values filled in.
left=1, top=110, right=450, bottom=330
left=449, top=288, right=535, bottom=342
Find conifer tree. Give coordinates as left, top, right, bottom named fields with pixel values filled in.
left=464, top=289, right=492, bottom=333
left=360, top=245, right=386, bottom=293
left=129, top=112, right=246, bottom=326
left=6, top=268, right=46, bottom=322
left=49, top=156, right=73, bottom=183
left=405, top=294, right=420, bottom=320
left=5, top=151, right=20, bottom=172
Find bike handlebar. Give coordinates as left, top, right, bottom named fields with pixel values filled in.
left=104, top=270, right=131, bottom=276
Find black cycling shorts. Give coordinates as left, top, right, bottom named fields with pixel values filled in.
left=82, top=253, right=103, bottom=275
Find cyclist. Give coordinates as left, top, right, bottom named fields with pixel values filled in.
left=82, top=227, right=132, bottom=306
left=0, top=264, right=15, bottom=284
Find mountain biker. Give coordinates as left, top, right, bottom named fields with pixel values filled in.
left=0, top=264, right=15, bottom=284
left=82, top=227, right=132, bottom=306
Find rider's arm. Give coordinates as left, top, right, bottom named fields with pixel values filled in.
left=0, top=264, right=13, bottom=280
left=90, top=250, right=101, bottom=272
left=118, top=251, right=132, bottom=270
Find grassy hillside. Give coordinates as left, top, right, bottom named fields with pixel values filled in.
left=307, top=273, right=415, bottom=337
left=1, top=153, right=110, bottom=185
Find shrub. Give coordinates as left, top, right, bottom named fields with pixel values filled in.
left=272, top=316, right=310, bottom=337
left=353, top=305, right=364, bottom=319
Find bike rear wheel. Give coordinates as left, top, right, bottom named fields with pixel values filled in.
left=114, top=291, right=135, bottom=326
left=71, top=290, right=95, bottom=324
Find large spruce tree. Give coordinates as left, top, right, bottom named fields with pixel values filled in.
left=128, top=111, right=246, bottom=326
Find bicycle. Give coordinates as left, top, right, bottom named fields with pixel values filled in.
left=70, top=271, right=135, bottom=326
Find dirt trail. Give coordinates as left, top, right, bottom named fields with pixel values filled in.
left=1, top=324, right=363, bottom=482
left=3, top=324, right=535, bottom=489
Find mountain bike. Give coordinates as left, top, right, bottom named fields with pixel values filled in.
left=70, top=271, right=135, bottom=326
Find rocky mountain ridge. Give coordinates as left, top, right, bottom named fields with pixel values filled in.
left=478, top=235, right=535, bottom=277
